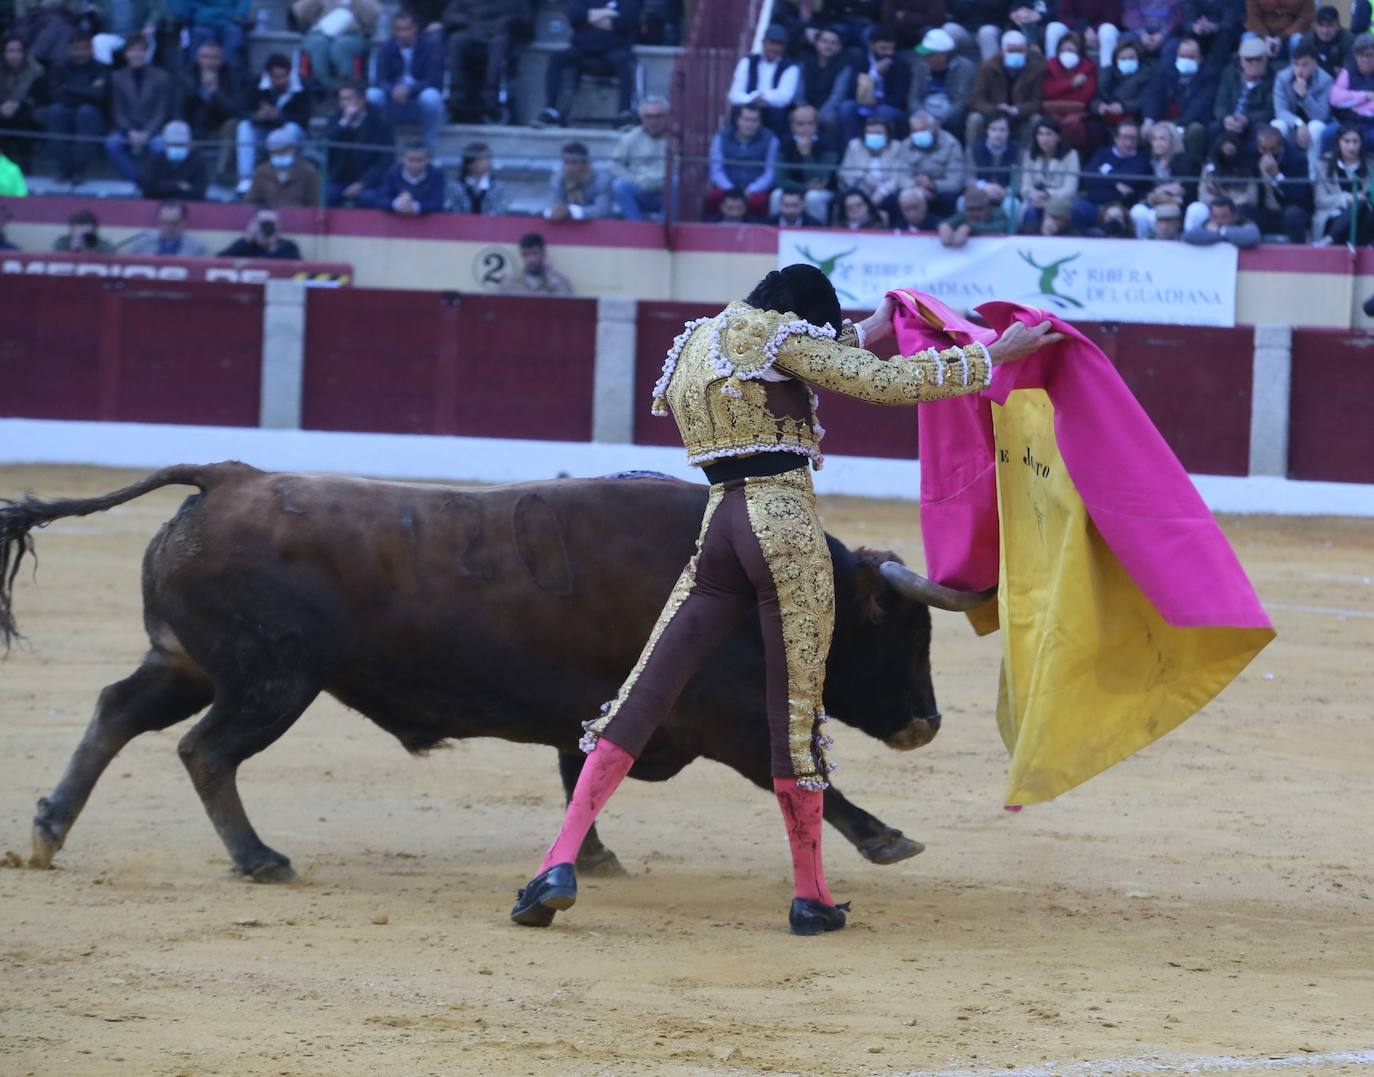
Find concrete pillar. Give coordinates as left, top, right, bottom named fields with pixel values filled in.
left=1249, top=323, right=1292, bottom=478
left=593, top=296, right=638, bottom=445
left=259, top=279, right=307, bottom=430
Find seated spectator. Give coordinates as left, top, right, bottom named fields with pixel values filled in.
left=324, top=81, right=393, bottom=207
left=611, top=95, right=669, bottom=220
left=895, top=184, right=932, bottom=229
left=1250, top=123, right=1313, bottom=241
left=538, top=0, right=642, bottom=129
left=38, top=34, right=108, bottom=185
left=544, top=140, right=612, bottom=220
left=1183, top=0, right=1242, bottom=74
left=125, top=200, right=208, bottom=256
left=727, top=24, right=799, bottom=135
left=0, top=149, right=26, bottom=197
left=1073, top=118, right=1149, bottom=228
left=1273, top=42, right=1332, bottom=173
left=770, top=104, right=840, bottom=223
left=938, top=184, right=1010, bottom=244
left=967, top=30, right=1045, bottom=147
left=294, top=0, right=381, bottom=91
left=1313, top=122, right=1373, bottom=242
left=1185, top=129, right=1258, bottom=229
left=1121, top=0, right=1183, bottom=59
left=374, top=141, right=445, bottom=215
left=1036, top=193, right=1081, bottom=233
left=811, top=0, right=887, bottom=52
left=449, top=140, right=508, bottom=214
left=949, top=0, right=1015, bottom=61
left=502, top=232, right=574, bottom=293
left=235, top=53, right=310, bottom=196
left=1245, top=0, right=1309, bottom=64
left=181, top=41, right=242, bottom=178
left=705, top=103, right=778, bottom=220
left=1, top=35, right=45, bottom=171
left=837, top=186, right=886, bottom=228
left=837, top=115, right=906, bottom=211
left=1019, top=115, right=1081, bottom=227
left=167, top=0, right=252, bottom=69
left=1047, top=0, right=1123, bottom=69
left=883, top=0, right=953, bottom=50
left=105, top=35, right=172, bottom=184
left=1210, top=37, right=1276, bottom=147
left=246, top=126, right=320, bottom=207
left=52, top=208, right=114, bottom=251
left=1304, top=5, right=1351, bottom=79
left=908, top=29, right=977, bottom=143
left=969, top=112, right=1019, bottom=212
left=443, top=0, right=531, bottom=123
left=139, top=120, right=208, bottom=200
left=838, top=25, right=912, bottom=145
left=367, top=11, right=444, bottom=153
left=712, top=185, right=753, bottom=223
left=1142, top=35, right=1216, bottom=157
left=1005, top=0, right=1051, bottom=55
left=1149, top=198, right=1183, bottom=236
left=1183, top=192, right=1261, bottom=245
left=1327, top=35, right=1374, bottom=150
left=797, top=27, right=854, bottom=138
left=1043, top=30, right=1100, bottom=150
left=217, top=206, right=303, bottom=258
left=1128, top=120, right=1198, bottom=234
left=899, top=109, right=966, bottom=215
left=770, top=187, right=825, bottom=226
left=1092, top=36, right=1153, bottom=142
left=0, top=201, right=17, bottom=248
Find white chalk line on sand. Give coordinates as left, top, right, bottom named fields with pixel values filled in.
left=1266, top=602, right=1374, bottom=620
left=892, top=1047, right=1374, bottom=1076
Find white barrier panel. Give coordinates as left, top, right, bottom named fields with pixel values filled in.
left=3, top=419, right=1372, bottom=517
left=779, top=232, right=1240, bottom=326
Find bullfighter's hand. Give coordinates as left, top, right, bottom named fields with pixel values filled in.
left=987, top=320, right=1065, bottom=365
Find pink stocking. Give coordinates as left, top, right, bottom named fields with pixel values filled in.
left=539, top=739, right=636, bottom=872
left=773, top=777, right=834, bottom=905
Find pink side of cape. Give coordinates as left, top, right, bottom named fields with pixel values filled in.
left=889, top=289, right=1272, bottom=631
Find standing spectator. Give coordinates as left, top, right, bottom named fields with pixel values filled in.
left=610, top=94, right=668, bottom=220
left=836, top=114, right=905, bottom=208
left=537, top=0, right=643, bottom=130
left=968, top=111, right=1019, bottom=213
left=443, top=0, right=531, bottom=123
left=895, top=185, right=932, bottom=229
left=908, top=28, right=976, bottom=138
left=713, top=185, right=753, bottom=223
left=105, top=35, right=172, bottom=184
left=52, top=208, right=113, bottom=251
left=502, top=232, right=574, bottom=293
left=37, top=34, right=107, bottom=184
left=375, top=140, right=446, bottom=215
left=705, top=102, right=778, bottom=220
left=1074, top=118, right=1150, bottom=228
left=1120, top=0, right=1183, bottom=60
left=449, top=140, right=508, bottom=214
left=1250, top=122, right=1313, bottom=241
left=797, top=26, right=853, bottom=138
left=770, top=103, right=839, bottom=223
left=217, top=206, right=304, bottom=258
left=1092, top=36, right=1154, bottom=137
left=727, top=24, right=799, bottom=135
left=1142, top=35, right=1216, bottom=157
left=235, top=54, right=310, bottom=196
left=898, top=108, right=966, bottom=214
left=769, top=187, right=824, bottom=226
left=1328, top=36, right=1374, bottom=150
left=166, top=0, right=252, bottom=69
left=1128, top=120, right=1198, bottom=234
left=1019, top=115, right=1080, bottom=227
left=1210, top=36, right=1276, bottom=146
left=1273, top=42, right=1332, bottom=173
left=1186, top=129, right=1258, bottom=228
left=181, top=41, right=242, bottom=176
left=0, top=149, right=25, bottom=196
left=1183, top=192, right=1261, bottom=245
left=949, top=0, right=1015, bottom=61
left=1303, top=5, right=1351, bottom=79
left=544, top=139, right=613, bottom=220
left=1, top=35, right=45, bottom=171
left=837, top=186, right=885, bottom=228
left=246, top=126, right=320, bottom=207
left=1042, top=30, right=1099, bottom=151
left=139, top=120, right=209, bottom=200
left=367, top=11, right=445, bottom=153
left=1313, top=123, right=1373, bottom=241
left=125, top=200, right=209, bottom=255
left=1046, top=0, right=1123, bottom=68
left=1182, top=0, right=1243, bottom=74
left=294, top=0, right=381, bottom=91
left=1244, top=0, right=1310, bottom=63
left=938, top=184, right=1010, bottom=244
left=967, top=29, right=1045, bottom=146
left=323, top=80, right=393, bottom=207
left=837, top=25, right=912, bottom=145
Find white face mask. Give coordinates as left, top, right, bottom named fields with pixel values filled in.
left=1059, top=50, right=1081, bottom=69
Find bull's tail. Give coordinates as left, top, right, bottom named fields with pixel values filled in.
left=0, top=463, right=227, bottom=651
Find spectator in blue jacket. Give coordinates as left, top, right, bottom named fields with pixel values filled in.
left=1250, top=123, right=1313, bottom=242
left=537, top=1, right=642, bottom=129
left=1072, top=117, right=1150, bottom=228
left=367, top=10, right=445, bottom=152
left=372, top=141, right=447, bottom=214
left=837, top=24, right=913, bottom=144
left=324, top=81, right=394, bottom=207
left=704, top=101, right=778, bottom=220
left=1142, top=35, right=1218, bottom=156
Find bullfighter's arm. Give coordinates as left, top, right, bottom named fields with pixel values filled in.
left=774, top=324, right=991, bottom=405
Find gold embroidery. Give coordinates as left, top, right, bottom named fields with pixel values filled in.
left=774, top=335, right=991, bottom=405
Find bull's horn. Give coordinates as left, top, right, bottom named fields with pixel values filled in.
left=878, top=561, right=996, bottom=612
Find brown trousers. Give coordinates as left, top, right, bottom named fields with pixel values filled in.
left=582, top=467, right=835, bottom=787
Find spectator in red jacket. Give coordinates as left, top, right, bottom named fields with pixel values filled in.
left=1042, top=30, right=1099, bottom=150
left=1047, top=0, right=1123, bottom=65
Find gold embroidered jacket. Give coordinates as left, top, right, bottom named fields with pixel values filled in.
left=651, top=300, right=993, bottom=469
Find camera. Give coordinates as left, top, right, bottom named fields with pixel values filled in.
left=258, top=220, right=276, bottom=238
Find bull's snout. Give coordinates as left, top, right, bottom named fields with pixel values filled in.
left=884, top=713, right=942, bottom=751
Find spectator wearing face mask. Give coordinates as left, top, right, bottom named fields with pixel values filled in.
left=1183, top=192, right=1261, bottom=245
left=968, top=30, right=1046, bottom=147
left=246, top=126, right=320, bottom=207
left=897, top=109, right=966, bottom=216
left=1046, top=0, right=1123, bottom=69
left=138, top=121, right=210, bottom=201
left=235, top=53, right=311, bottom=196
left=1142, top=35, right=1219, bottom=158
left=937, top=184, right=1011, bottom=245
left=837, top=115, right=907, bottom=209
left=1093, top=37, right=1154, bottom=135
left=1042, top=30, right=1099, bottom=151
left=908, top=29, right=977, bottom=139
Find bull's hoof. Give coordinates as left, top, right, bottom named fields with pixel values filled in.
left=29, top=799, right=63, bottom=869
left=236, top=857, right=298, bottom=884
left=576, top=846, right=629, bottom=877
left=856, top=830, right=925, bottom=865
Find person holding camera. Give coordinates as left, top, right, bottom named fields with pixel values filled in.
left=51, top=209, right=114, bottom=252
left=216, top=206, right=303, bottom=258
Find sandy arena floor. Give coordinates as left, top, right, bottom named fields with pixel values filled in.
left=0, top=465, right=1371, bottom=1077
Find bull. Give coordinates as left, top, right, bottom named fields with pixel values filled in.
left=0, top=464, right=988, bottom=883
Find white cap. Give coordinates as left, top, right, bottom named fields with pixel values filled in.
left=1001, top=29, right=1027, bottom=49
left=918, top=28, right=956, bottom=53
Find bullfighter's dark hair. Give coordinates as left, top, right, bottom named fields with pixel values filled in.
left=745, top=264, right=843, bottom=334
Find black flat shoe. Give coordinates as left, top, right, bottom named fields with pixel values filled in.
left=789, top=897, right=851, bottom=936
left=510, top=862, right=577, bottom=927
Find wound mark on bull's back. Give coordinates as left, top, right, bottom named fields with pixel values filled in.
left=512, top=493, right=574, bottom=597
left=441, top=495, right=496, bottom=580
left=272, top=477, right=308, bottom=514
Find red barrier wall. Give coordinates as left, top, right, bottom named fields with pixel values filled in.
left=0, top=276, right=262, bottom=426
left=1289, top=329, right=1374, bottom=484
left=302, top=290, right=598, bottom=440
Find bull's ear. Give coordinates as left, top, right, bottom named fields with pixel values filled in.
left=851, top=559, right=889, bottom=624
